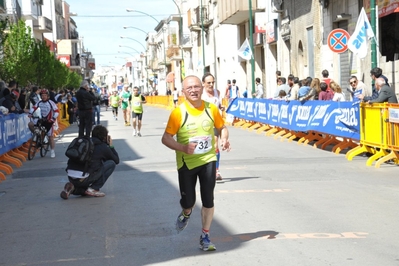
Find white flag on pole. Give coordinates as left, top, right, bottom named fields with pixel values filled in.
left=348, top=7, right=375, bottom=59
left=237, top=38, right=253, bottom=60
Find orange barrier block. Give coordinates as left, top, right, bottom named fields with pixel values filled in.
left=0, top=171, right=5, bottom=181
left=256, top=124, right=271, bottom=134
left=333, top=138, right=359, bottom=154
left=0, top=161, right=13, bottom=174
left=241, top=122, right=254, bottom=130
left=248, top=123, right=261, bottom=131
left=274, top=129, right=288, bottom=139
left=0, top=153, right=22, bottom=168
left=8, top=149, right=27, bottom=162
left=233, top=119, right=246, bottom=127
left=320, top=136, right=339, bottom=150
left=265, top=127, right=278, bottom=136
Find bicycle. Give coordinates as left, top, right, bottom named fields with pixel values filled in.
left=28, top=119, right=50, bottom=160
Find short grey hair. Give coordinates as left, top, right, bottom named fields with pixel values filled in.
left=375, top=78, right=385, bottom=87
left=80, top=80, right=89, bottom=88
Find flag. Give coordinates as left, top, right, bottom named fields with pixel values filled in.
left=348, top=7, right=375, bottom=59
left=237, top=38, right=253, bottom=60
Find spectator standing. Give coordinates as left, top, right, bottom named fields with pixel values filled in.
left=286, top=75, right=299, bottom=100
left=224, top=79, right=231, bottom=99
left=60, top=125, right=119, bottom=199
left=66, top=94, right=76, bottom=124
left=227, top=79, right=240, bottom=104
left=0, top=80, right=7, bottom=99
left=370, top=67, right=389, bottom=85
left=172, top=87, right=179, bottom=108
left=321, top=69, right=334, bottom=92
left=103, top=89, right=109, bottom=111
left=91, top=86, right=101, bottom=125
left=330, top=82, right=346, bottom=102
left=201, top=72, right=224, bottom=181
left=253, top=77, right=264, bottom=99
left=318, top=82, right=333, bottom=101
left=275, top=77, right=290, bottom=98
left=348, top=76, right=369, bottom=101
left=55, top=89, right=67, bottom=103
left=28, top=86, right=41, bottom=109
left=2, top=90, right=27, bottom=114
left=75, top=80, right=95, bottom=137
left=161, top=75, right=231, bottom=251
left=49, top=87, right=56, bottom=103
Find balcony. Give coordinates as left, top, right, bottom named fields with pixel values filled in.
left=166, top=47, right=182, bottom=61
left=33, top=16, right=52, bottom=33
left=218, top=0, right=262, bottom=25
left=69, top=29, right=79, bottom=39
left=187, top=5, right=213, bottom=31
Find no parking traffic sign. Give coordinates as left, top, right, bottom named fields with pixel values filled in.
left=327, top=29, right=350, bottom=53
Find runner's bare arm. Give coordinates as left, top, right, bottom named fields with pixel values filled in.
left=161, top=132, right=197, bottom=154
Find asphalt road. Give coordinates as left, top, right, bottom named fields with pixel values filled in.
left=1, top=104, right=399, bottom=266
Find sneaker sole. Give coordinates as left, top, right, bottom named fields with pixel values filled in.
left=200, top=244, right=216, bottom=251
left=60, top=191, right=68, bottom=200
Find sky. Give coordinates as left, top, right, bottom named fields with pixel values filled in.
left=65, top=0, right=177, bottom=69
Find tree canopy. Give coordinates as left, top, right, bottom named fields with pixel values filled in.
left=0, top=19, right=81, bottom=89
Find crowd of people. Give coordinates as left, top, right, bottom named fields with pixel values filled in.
left=270, top=67, right=397, bottom=104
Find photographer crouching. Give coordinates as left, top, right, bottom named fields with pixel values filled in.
left=60, top=125, right=119, bottom=199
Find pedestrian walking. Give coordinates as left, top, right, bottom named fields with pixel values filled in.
left=75, top=80, right=95, bottom=137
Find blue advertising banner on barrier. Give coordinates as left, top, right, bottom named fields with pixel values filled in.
left=226, top=98, right=360, bottom=140
left=0, top=113, right=31, bottom=156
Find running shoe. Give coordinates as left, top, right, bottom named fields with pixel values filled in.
left=199, top=233, right=216, bottom=251
left=50, top=150, right=55, bottom=158
left=85, top=187, right=105, bottom=197
left=137, top=132, right=142, bottom=137
left=60, top=182, right=74, bottom=200
left=176, top=210, right=191, bottom=232
left=133, top=130, right=137, bottom=137
left=216, top=170, right=222, bottom=180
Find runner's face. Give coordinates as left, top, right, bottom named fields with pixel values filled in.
left=133, top=88, right=139, bottom=95
left=183, top=76, right=203, bottom=103
left=203, top=75, right=215, bottom=91
left=41, top=94, right=49, bottom=101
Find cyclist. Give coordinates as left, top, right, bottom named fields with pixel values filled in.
left=28, top=89, right=59, bottom=158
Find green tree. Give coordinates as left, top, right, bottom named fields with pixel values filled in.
left=1, top=20, right=37, bottom=85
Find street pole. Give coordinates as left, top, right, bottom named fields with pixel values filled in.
left=126, top=9, right=168, bottom=92
left=200, top=0, right=206, bottom=75
left=249, top=0, right=255, bottom=95
left=370, top=0, right=377, bottom=69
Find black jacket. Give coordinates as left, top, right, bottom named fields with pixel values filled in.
left=76, top=87, right=95, bottom=110
left=67, top=137, right=119, bottom=174
left=2, top=95, right=24, bottom=114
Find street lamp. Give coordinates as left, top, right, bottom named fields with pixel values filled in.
left=123, top=26, right=148, bottom=35
left=118, top=51, right=136, bottom=57
left=126, top=8, right=168, bottom=91
left=120, top=36, right=146, bottom=51
left=119, top=45, right=141, bottom=54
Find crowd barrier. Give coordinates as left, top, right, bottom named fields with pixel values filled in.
left=146, top=95, right=185, bottom=110
left=346, top=102, right=399, bottom=168
left=0, top=102, right=70, bottom=181
left=144, top=95, right=399, bottom=168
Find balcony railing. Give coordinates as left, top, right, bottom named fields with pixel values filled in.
left=187, top=5, right=212, bottom=31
